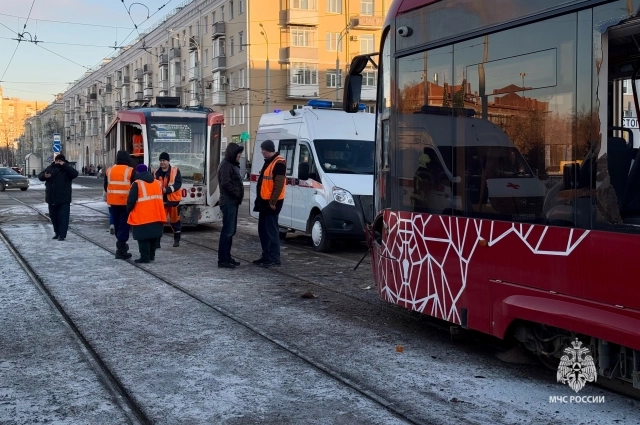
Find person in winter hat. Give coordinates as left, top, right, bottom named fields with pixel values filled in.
left=127, top=164, right=165, bottom=263
left=38, top=154, right=79, bottom=241
left=154, top=152, right=183, bottom=247
left=104, top=150, right=136, bottom=259
left=217, top=142, right=244, bottom=268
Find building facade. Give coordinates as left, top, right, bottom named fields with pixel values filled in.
left=59, top=0, right=388, bottom=169
left=22, top=98, right=65, bottom=174
left=0, top=87, right=48, bottom=167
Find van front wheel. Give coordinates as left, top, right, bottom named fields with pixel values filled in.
left=311, top=213, right=332, bottom=252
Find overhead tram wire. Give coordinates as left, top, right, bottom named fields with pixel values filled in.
left=0, top=12, right=135, bottom=29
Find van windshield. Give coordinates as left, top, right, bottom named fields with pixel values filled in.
left=313, top=139, right=374, bottom=174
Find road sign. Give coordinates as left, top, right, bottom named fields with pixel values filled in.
left=53, top=133, right=61, bottom=143
left=53, top=144, right=61, bottom=153
left=622, top=117, right=639, bottom=129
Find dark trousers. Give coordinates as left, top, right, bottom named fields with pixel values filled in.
left=137, top=238, right=158, bottom=261
left=218, top=204, right=238, bottom=262
left=110, top=205, right=130, bottom=242
left=258, top=212, right=280, bottom=263
left=108, top=207, right=114, bottom=225
left=49, top=203, right=70, bottom=238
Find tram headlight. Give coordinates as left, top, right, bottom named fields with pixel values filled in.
left=333, top=187, right=355, bottom=206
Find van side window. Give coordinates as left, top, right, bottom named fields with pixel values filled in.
left=298, top=144, right=317, bottom=180
left=278, top=140, right=296, bottom=176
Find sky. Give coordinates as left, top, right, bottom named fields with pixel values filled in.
left=0, top=0, right=177, bottom=103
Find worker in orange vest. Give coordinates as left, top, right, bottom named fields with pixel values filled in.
left=154, top=152, right=183, bottom=247
left=252, top=140, right=286, bottom=268
left=132, top=128, right=144, bottom=159
left=105, top=150, right=136, bottom=259
left=127, top=164, right=165, bottom=263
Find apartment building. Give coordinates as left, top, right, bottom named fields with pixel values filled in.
left=22, top=99, right=65, bottom=173
left=59, top=0, right=388, bottom=169
left=0, top=86, right=48, bottom=166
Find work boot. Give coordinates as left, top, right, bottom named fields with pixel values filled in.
left=156, top=237, right=161, bottom=249
left=115, top=241, right=132, bottom=260
left=173, top=232, right=181, bottom=247
left=134, top=240, right=151, bottom=263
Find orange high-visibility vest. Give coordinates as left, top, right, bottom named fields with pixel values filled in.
left=260, top=156, right=286, bottom=201
left=156, top=166, right=182, bottom=202
left=106, top=164, right=133, bottom=206
left=133, top=134, right=144, bottom=156
left=127, top=179, right=166, bottom=225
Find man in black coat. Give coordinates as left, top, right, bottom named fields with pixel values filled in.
left=38, top=154, right=79, bottom=241
left=217, top=142, right=245, bottom=268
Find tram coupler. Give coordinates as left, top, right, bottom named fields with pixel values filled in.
left=450, top=325, right=468, bottom=342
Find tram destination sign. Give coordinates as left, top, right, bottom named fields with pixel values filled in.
left=622, top=117, right=639, bottom=129
left=149, top=123, right=192, bottom=143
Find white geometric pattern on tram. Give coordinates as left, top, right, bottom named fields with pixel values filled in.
left=376, top=212, right=590, bottom=324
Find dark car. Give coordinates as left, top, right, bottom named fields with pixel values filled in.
left=11, top=166, right=22, bottom=174
left=0, top=167, right=29, bottom=191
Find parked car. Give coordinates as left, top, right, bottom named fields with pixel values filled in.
left=11, top=166, right=22, bottom=174
left=0, top=167, right=29, bottom=191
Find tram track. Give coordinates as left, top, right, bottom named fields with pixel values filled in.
left=4, top=194, right=439, bottom=425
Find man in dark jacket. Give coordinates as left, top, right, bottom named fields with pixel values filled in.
left=127, top=164, right=164, bottom=263
left=38, top=154, right=79, bottom=241
left=217, top=142, right=244, bottom=268
left=253, top=140, right=286, bottom=267
left=104, top=150, right=136, bottom=259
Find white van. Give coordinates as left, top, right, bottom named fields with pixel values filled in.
left=250, top=100, right=375, bottom=252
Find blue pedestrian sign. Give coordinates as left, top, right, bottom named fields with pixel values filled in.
left=53, top=133, right=61, bottom=153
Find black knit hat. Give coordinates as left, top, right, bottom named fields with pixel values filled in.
left=159, top=152, right=170, bottom=161
left=55, top=154, right=66, bottom=162
left=260, top=140, right=275, bottom=153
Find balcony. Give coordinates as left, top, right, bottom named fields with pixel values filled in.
left=212, top=55, right=226, bottom=71
left=143, top=64, right=152, bottom=74
left=287, top=84, right=319, bottom=99
left=189, top=36, right=199, bottom=51
left=171, top=74, right=182, bottom=87
left=122, top=76, right=130, bottom=85
left=159, top=54, right=168, bottom=65
left=135, top=92, right=144, bottom=101
left=160, top=80, right=169, bottom=90
left=212, top=22, right=225, bottom=38
left=134, top=68, right=143, bottom=80
left=169, top=48, right=181, bottom=60
left=144, top=87, right=153, bottom=98
left=103, top=106, right=113, bottom=114
left=361, top=86, right=376, bottom=101
left=350, top=15, right=384, bottom=29
left=105, top=84, right=112, bottom=94
left=115, top=101, right=122, bottom=110
left=89, top=93, right=97, bottom=100
left=211, top=90, right=226, bottom=105
left=189, top=66, right=200, bottom=81
left=115, top=79, right=123, bottom=89
left=287, top=8, right=318, bottom=26
left=279, top=46, right=318, bottom=63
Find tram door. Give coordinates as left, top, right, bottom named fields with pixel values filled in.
left=206, top=122, right=222, bottom=206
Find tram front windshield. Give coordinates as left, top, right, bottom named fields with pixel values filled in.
left=147, top=117, right=207, bottom=183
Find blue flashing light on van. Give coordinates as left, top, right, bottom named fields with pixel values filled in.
left=306, top=100, right=366, bottom=111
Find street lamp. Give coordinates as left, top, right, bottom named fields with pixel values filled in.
left=336, top=24, right=352, bottom=102
left=259, top=23, right=270, bottom=114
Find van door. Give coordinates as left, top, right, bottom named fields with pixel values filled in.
left=277, top=140, right=296, bottom=228
left=291, top=142, right=319, bottom=230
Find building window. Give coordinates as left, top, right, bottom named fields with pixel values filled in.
left=230, top=36, right=234, bottom=56
left=230, top=72, right=235, bottom=91
left=325, top=32, right=343, bottom=52
left=239, top=0, right=244, bottom=14
left=204, top=49, right=209, bottom=66
left=204, top=16, right=208, bottom=33
left=363, top=69, right=377, bottom=86
left=221, top=5, right=225, bottom=21
left=290, top=63, right=318, bottom=85
left=214, top=38, right=225, bottom=57
left=361, top=0, right=374, bottom=15
left=213, top=71, right=223, bottom=92
left=293, top=0, right=316, bottom=9
left=326, top=69, right=342, bottom=88
left=239, top=31, right=244, bottom=51
left=212, top=11, right=216, bottom=23
left=327, top=0, right=342, bottom=13
left=360, top=34, right=374, bottom=54
left=239, top=68, right=245, bottom=88
left=291, top=26, right=315, bottom=47
left=230, top=107, right=235, bottom=126
left=239, top=104, right=245, bottom=124
left=230, top=1, right=234, bottom=19
left=223, top=109, right=227, bottom=127
left=364, top=105, right=375, bottom=114
left=292, top=104, right=304, bottom=109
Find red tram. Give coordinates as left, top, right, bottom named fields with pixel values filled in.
left=105, top=102, right=224, bottom=224
left=344, top=0, right=640, bottom=391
